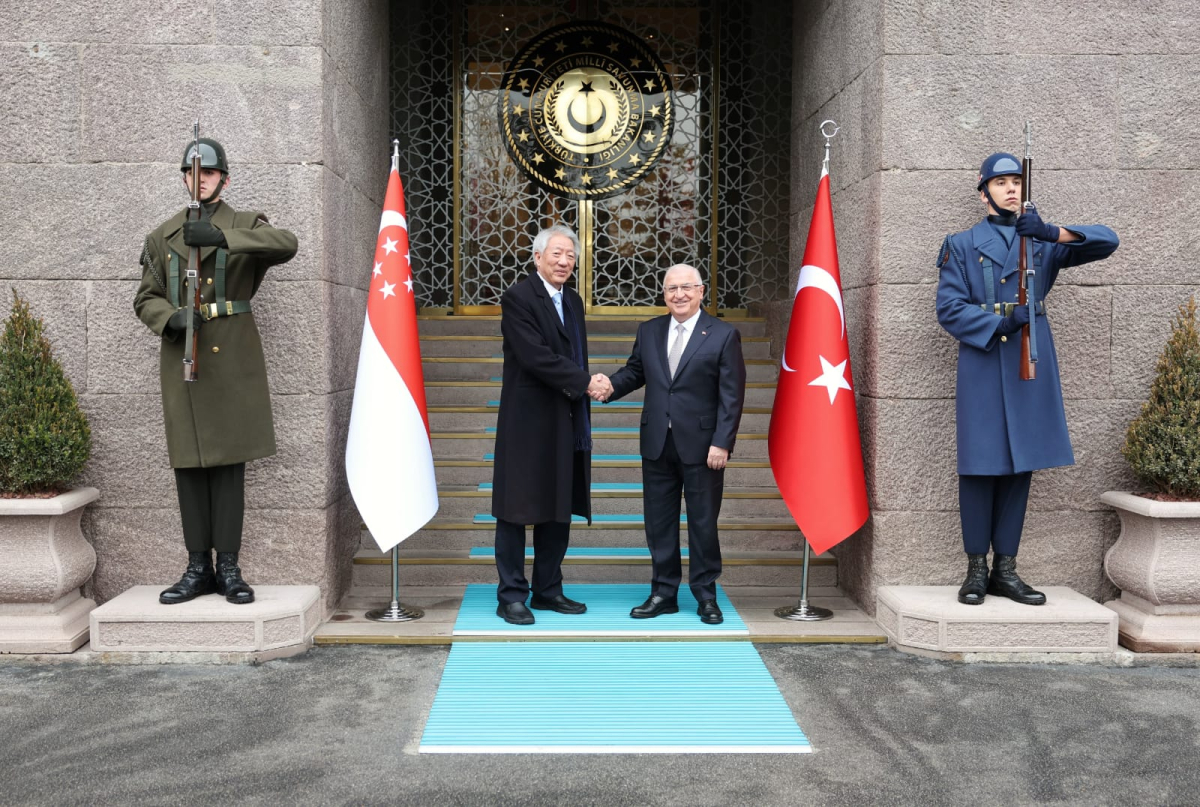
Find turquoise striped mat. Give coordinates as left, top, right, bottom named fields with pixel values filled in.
left=486, top=400, right=642, bottom=408
left=420, top=641, right=811, bottom=753
left=483, top=453, right=643, bottom=461
left=453, top=583, right=745, bottom=637
left=468, top=546, right=688, bottom=559
left=472, top=514, right=685, bottom=524
left=476, top=482, right=642, bottom=491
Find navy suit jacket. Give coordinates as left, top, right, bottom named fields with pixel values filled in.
left=608, top=311, right=747, bottom=465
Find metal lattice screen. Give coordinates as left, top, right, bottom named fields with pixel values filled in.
left=390, top=0, right=791, bottom=312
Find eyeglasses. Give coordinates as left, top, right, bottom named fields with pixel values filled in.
left=665, top=283, right=704, bottom=295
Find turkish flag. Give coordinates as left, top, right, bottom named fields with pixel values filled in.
left=768, top=166, right=869, bottom=554
left=346, top=154, right=439, bottom=551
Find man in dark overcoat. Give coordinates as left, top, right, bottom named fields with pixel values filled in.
left=491, top=224, right=609, bottom=625
left=134, top=136, right=297, bottom=605
left=600, top=264, right=746, bottom=624
left=936, top=151, right=1118, bottom=606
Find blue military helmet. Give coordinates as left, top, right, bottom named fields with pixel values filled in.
left=976, top=152, right=1021, bottom=190
left=180, top=137, right=229, bottom=174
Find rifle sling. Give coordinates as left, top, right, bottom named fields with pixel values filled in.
left=170, top=248, right=252, bottom=320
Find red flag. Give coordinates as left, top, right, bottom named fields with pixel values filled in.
left=768, top=165, right=868, bottom=554
left=346, top=151, right=439, bottom=551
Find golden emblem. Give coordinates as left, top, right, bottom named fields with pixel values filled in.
left=499, top=21, right=674, bottom=200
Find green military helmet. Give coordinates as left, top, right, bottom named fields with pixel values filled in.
left=180, top=137, right=229, bottom=174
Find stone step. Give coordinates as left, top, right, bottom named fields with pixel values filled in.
left=315, top=584, right=885, bottom=646
left=363, top=516, right=808, bottom=552
left=431, top=486, right=789, bottom=519
left=351, top=549, right=835, bottom=589
left=88, top=585, right=322, bottom=653
left=876, top=586, right=1119, bottom=656
left=418, top=314, right=766, bottom=338
left=427, top=407, right=773, bottom=432
left=431, top=430, right=770, bottom=458
left=421, top=357, right=779, bottom=383
left=432, top=459, right=778, bottom=487
left=370, top=525, right=809, bottom=553
left=423, top=381, right=778, bottom=407
left=419, top=335, right=773, bottom=360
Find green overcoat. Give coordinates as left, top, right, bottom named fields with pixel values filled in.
left=134, top=201, right=298, bottom=469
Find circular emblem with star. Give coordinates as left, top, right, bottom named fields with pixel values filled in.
left=498, top=20, right=674, bottom=201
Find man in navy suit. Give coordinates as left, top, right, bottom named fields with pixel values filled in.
left=937, top=153, right=1118, bottom=607
left=597, top=265, right=747, bottom=624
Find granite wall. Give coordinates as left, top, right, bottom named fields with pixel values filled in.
left=0, top=1, right=390, bottom=610
left=786, top=0, right=1200, bottom=612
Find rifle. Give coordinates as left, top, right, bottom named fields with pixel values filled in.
left=182, top=120, right=202, bottom=382
left=1018, top=121, right=1038, bottom=381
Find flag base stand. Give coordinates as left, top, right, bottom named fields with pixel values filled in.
left=366, top=602, right=424, bottom=622
left=365, top=545, right=424, bottom=623
left=774, top=602, right=833, bottom=621
left=775, top=542, right=833, bottom=622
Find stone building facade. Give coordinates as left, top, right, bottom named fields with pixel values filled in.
left=1, top=1, right=1196, bottom=614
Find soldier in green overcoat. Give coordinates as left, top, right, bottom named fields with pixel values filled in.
left=134, top=136, right=297, bottom=605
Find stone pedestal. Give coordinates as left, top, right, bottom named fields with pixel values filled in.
left=0, top=487, right=99, bottom=653
left=876, top=586, right=1118, bottom=655
left=90, top=585, right=322, bottom=653
left=1102, top=491, right=1200, bottom=653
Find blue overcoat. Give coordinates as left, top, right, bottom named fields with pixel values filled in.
left=936, top=220, right=1118, bottom=475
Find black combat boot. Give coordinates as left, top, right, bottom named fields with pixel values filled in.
left=987, top=553, right=1046, bottom=605
left=215, top=552, right=255, bottom=604
left=957, top=554, right=989, bottom=605
left=159, top=551, right=217, bottom=605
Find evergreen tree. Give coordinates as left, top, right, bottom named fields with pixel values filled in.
left=1122, top=296, right=1200, bottom=499
left=0, top=290, right=92, bottom=496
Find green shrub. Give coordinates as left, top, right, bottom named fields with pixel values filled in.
left=1122, top=295, right=1200, bottom=499
left=0, top=290, right=92, bottom=496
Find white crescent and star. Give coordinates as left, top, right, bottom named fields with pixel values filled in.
left=780, top=264, right=848, bottom=379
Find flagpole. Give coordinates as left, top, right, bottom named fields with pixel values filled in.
left=775, top=541, right=833, bottom=621
left=366, top=545, right=424, bottom=622
left=774, top=119, right=841, bottom=623
left=364, top=137, right=425, bottom=623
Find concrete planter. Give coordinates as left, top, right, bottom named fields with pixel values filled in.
left=1101, top=490, right=1200, bottom=653
left=0, top=487, right=99, bottom=653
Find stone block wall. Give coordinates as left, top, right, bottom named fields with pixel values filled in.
left=0, top=1, right=389, bottom=610
left=785, top=0, right=1200, bottom=613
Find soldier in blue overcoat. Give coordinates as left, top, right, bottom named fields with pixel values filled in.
left=936, top=152, right=1118, bottom=606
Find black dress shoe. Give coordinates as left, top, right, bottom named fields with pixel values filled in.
left=630, top=594, right=679, bottom=619
left=530, top=593, right=587, bottom=614
left=159, top=551, right=217, bottom=605
left=957, top=553, right=989, bottom=605
left=496, top=601, right=535, bottom=625
left=214, top=552, right=255, bottom=605
left=697, top=599, right=724, bottom=624
left=988, top=554, right=1046, bottom=605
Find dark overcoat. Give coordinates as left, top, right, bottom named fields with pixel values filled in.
left=490, top=272, right=593, bottom=525
left=134, top=201, right=298, bottom=468
left=936, top=220, right=1118, bottom=475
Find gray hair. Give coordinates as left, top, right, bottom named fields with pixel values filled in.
left=532, top=225, right=581, bottom=261
left=661, top=263, right=704, bottom=289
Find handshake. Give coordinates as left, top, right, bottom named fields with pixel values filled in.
left=588, top=373, right=613, bottom=402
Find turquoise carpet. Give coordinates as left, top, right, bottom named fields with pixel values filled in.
left=452, top=583, right=745, bottom=637
left=420, top=641, right=811, bottom=753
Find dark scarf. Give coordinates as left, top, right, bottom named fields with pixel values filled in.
left=561, top=295, right=592, bottom=452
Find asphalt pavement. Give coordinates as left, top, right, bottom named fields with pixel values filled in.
left=1, top=644, right=1198, bottom=806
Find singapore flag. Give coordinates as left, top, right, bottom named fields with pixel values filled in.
left=346, top=147, right=438, bottom=551
left=767, top=162, right=868, bottom=555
